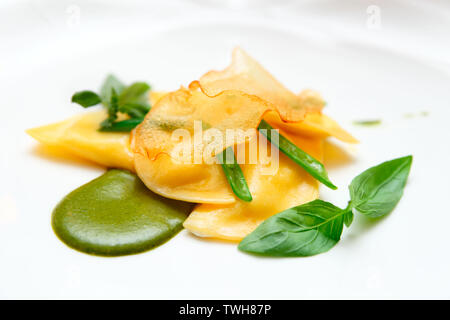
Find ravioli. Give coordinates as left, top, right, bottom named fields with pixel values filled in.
left=27, top=110, right=134, bottom=171
left=183, top=131, right=323, bottom=241
left=133, top=152, right=236, bottom=204
left=264, top=112, right=358, bottom=144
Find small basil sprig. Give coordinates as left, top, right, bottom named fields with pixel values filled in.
left=71, top=91, right=102, bottom=107
left=218, top=147, right=252, bottom=202
left=239, top=155, right=412, bottom=257
left=71, top=75, right=151, bottom=131
left=258, top=120, right=337, bottom=190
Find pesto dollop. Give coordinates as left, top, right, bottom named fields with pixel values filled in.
left=52, top=169, right=193, bottom=256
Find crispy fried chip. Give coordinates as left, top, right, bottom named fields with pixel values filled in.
left=132, top=88, right=271, bottom=204
left=149, top=91, right=168, bottom=106
left=192, top=47, right=324, bottom=122
left=150, top=91, right=357, bottom=144
left=27, top=111, right=134, bottom=171
left=132, top=87, right=268, bottom=161
left=183, top=131, right=322, bottom=241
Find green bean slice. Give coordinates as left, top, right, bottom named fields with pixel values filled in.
left=258, top=120, right=337, bottom=190
left=217, top=147, right=253, bottom=202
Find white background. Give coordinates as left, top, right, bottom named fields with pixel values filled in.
left=1, top=0, right=450, bottom=299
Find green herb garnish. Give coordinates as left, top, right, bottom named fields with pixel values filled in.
left=258, top=120, right=337, bottom=190
left=100, top=75, right=125, bottom=105
left=71, top=91, right=102, bottom=107
left=239, top=155, right=412, bottom=257
left=100, top=87, right=120, bottom=129
left=217, top=147, right=252, bottom=202
left=71, top=75, right=151, bottom=132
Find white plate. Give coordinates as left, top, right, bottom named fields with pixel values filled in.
left=1, top=4, right=450, bottom=299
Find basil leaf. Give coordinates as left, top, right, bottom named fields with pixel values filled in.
left=258, top=120, right=337, bottom=190
left=238, top=200, right=344, bottom=257
left=109, top=88, right=119, bottom=120
left=118, top=82, right=150, bottom=105
left=71, top=91, right=101, bottom=107
left=343, top=210, right=354, bottom=227
left=217, top=147, right=252, bottom=202
left=99, top=88, right=120, bottom=130
left=116, top=82, right=151, bottom=118
left=349, top=155, right=412, bottom=218
left=100, top=74, right=125, bottom=106
left=99, top=118, right=144, bottom=132
left=119, top=103, right=150, bottom=119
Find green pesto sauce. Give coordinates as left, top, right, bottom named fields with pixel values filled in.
left=52, top=169, right=194, bottom=257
